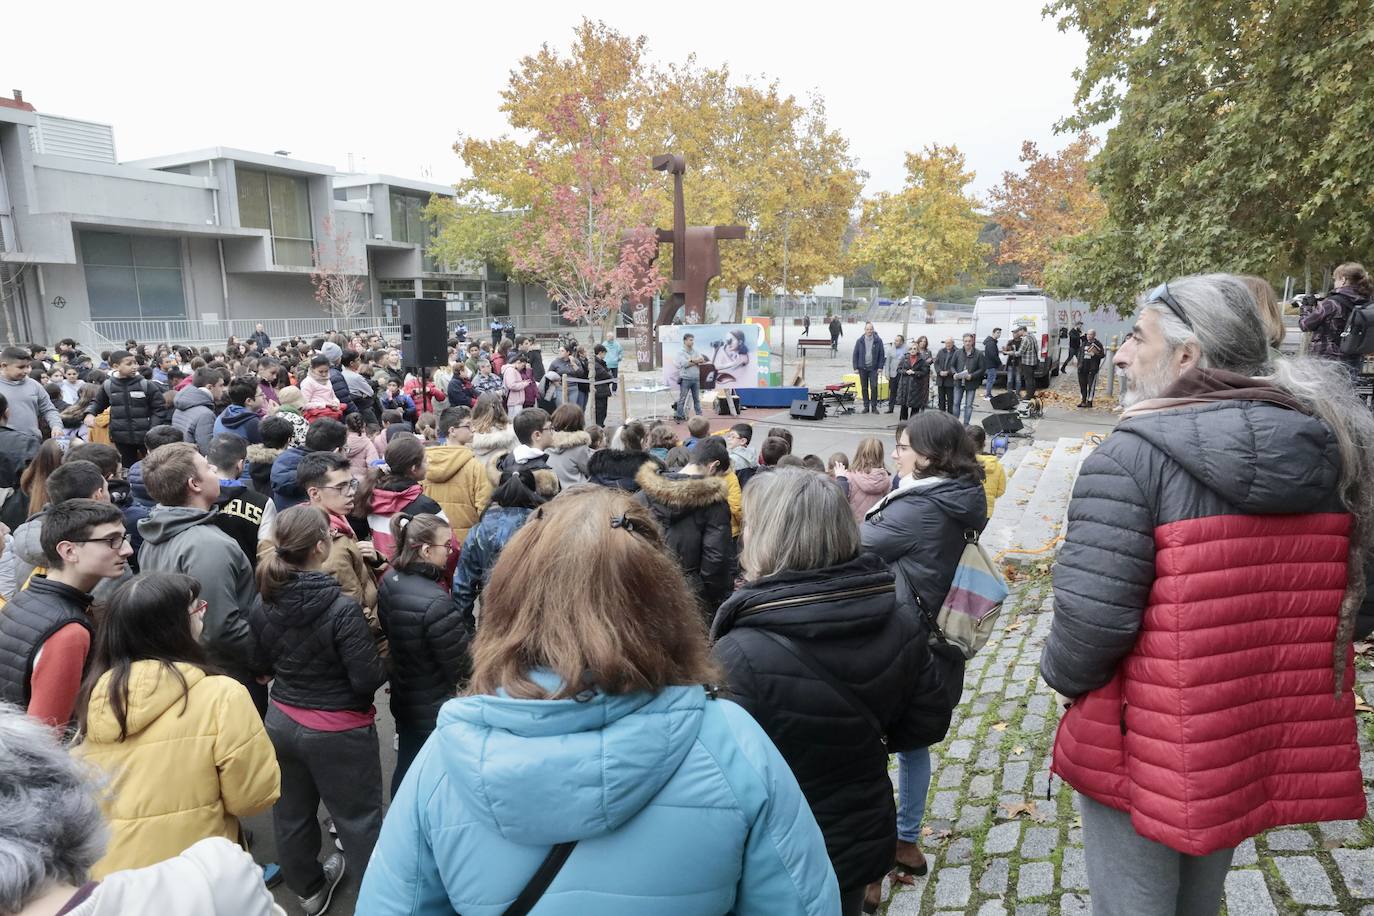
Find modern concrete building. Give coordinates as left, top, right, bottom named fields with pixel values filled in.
left=0, top=92, right=552, bottom=350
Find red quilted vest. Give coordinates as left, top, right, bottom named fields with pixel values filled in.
left=1051, top=512, right=1366, bottom=855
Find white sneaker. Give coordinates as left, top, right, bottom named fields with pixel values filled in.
left=299, top=852, right=345, bottom=916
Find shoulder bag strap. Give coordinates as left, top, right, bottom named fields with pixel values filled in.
left=751, top=628, right=887, bottom=749
left=893, top=562, right=950, bottom=647
left=500, top=841, right=578, bottom=916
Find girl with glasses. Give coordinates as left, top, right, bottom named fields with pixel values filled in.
left=377, top=513, right=467, bottom=797
left=75, top=572, right=280, bottom=877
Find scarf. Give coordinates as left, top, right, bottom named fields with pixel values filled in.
left=1120, top=367, right=1306, bottom=420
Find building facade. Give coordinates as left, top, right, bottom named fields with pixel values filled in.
left=0, top=92, right=551, bottom=350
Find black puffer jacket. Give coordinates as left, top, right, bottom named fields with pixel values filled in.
left=88, top=375, right=167, bottom=445
left=249, top=570, right=386, bottom=711
left=0, top=577, right=93, bottom=712
left=587, top=449, right=662, bottom=493
left=634, top=464, right=735, bottom=612
left=377, top=562, right=471, bottom=733
left=712, top=553, right=953, bottom=890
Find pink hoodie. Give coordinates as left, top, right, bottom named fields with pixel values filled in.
left=846, top=467, right=892, bottom=521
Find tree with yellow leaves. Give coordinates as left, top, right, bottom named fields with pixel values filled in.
left=987, top=133, right=1106, bottom=288
left=849, top=146, right=987, bottom=335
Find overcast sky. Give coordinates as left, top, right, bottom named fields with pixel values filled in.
left=8, top=0, right=1088, bottom=200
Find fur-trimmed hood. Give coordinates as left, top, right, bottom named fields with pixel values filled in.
left=245, top=444, right=283, bottom=466
left=485, top=450, right=561, bottom=499
left=546, top=430, right=591, bottom=454
left=589, top=449, right=664, bottom=493
left=470, top=427, right=518, bottom=460
left=634, top=465, right=729, bottom=516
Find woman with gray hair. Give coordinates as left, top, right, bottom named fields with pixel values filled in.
left=0, top=703, right=282, bottom=915
left=712, top=468, right=954, bottom=916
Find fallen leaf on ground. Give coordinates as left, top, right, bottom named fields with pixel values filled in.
left=920, top=825, right=933, bottom=837
left=1322, top=838, right=1343, bottom=850
left=1005, top=618, right=1025, bottom=632
left=1012, top=745, right=1025, bottom=755
left=1000, top=800, right=1048, bottom=822
left=1356, top=641, right=1374, bottom=656
left=992, top=722, right=1008, bottom=732
left=1356, top=698, right=1373, bottom=714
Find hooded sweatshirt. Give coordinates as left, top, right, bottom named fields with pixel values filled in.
left=356, top=670, right=840, bottom=916
left=212, top=403, right=261, bottom=444
left=0, top=375, right=62, bottom=438
left=422, top=445, right=490, bottom=545
left=368, top=480, right=446, bottom=560
left=138, top=506, right=259, bottom=677
left=77, top=661, right=279, bottom=877
left=545, top=430, right=592, bottom=489
left=172, top=386, right=217, bottom=452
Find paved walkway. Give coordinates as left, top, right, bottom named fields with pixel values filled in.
left=874, top=584, right=1374, bottom=915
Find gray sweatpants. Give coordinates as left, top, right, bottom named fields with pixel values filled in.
left=1080, top=794, right=1234, bottom=916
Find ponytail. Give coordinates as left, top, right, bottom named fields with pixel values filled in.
left=391, top=512, right=450, bottom=572
left=257, top=505, right=330, bottom=601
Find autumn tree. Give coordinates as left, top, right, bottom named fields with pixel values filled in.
left=310, top=215, right=368, bottom=327
left=849, top=145, right=987, bottom=335
left=988, top=133, right=1105, bottom=288
left=508, top=91, right=663, bottom=356
left=1044, top=0, right=1374, bottom=310
left=433, top=20, right=860, bottom=323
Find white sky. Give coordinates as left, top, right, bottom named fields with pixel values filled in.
left=7, top=0, right=1088, bottom=200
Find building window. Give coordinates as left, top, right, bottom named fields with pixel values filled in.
left=389, top=191, right=444, bottom=271
left=81, top=232, right=186, bottom=319
left=237, top=167, right=314, bottom=267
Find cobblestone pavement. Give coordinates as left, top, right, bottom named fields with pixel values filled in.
left=875, top=584, right=1374, bottom=916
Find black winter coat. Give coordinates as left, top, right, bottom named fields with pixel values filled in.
left=634, top=465, right=735, bottom=613
left=249, top=570, right=386, bottom=711
left=328, top=367, right=356, bottom=416
left=89, top=375, right=168, bottom=445
left=587, top=449, right=663, bottom=493
left=894, top=352, right=931, bottom=410
left=377, top=562, right=471, bottom=733
left=932, top=346, right=958, bottom=388
left=712, top=553, right=952, bottom=889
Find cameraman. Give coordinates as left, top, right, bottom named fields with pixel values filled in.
left=1299, top=261, right=1371, bottom=377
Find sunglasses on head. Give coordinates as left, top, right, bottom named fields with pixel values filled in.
left=1146, top=282, right=1192, bottom=329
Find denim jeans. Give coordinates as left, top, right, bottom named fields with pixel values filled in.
left=983, top=368, right=997, bottom=398
left=954, top=382, right=978, bottom=424
left=676, top=376, right=701, bottom=419
left=857, top=368, right=879, bottom=409
left=896, top=747, right=932, bottom=842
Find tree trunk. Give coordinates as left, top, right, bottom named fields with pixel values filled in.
left=733, top=284, right=747, bottom=324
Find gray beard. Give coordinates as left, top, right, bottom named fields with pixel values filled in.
left=1119, top=353, right=1179, bottom=407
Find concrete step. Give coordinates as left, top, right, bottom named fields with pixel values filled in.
left=981, top=442, right=1054, bottom=556
left=1001, top=437, right=1092, bottom=564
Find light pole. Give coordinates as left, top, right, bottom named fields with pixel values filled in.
left=780, top=213, right=790, bottom=384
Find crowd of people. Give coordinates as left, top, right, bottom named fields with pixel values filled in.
left=0, top=266, right=1372, bottom=916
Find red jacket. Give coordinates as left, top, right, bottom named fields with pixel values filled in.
left=1041, top=382, right=1373, bottom=855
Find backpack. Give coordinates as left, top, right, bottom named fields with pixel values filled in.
left=1339, top=298, right=1374, bottom=355
left=900, top=529, right=1009, bottom=659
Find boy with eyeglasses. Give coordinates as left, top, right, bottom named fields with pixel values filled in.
left=138, top=443, right=263, bottom=710
left=0, top=498, right=132, bottom=728
left=422, top=406, right=490, bottom=548
left=295, top=451, right=385, bottom=654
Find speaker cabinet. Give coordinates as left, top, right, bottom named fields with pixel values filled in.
left=397, top=298, right=449, bottom=369
left=989, top=392, right=1021, bottom=411
left=789, top=399, right=826, bottom=420
left=981, top=412, right=1024, bottom=435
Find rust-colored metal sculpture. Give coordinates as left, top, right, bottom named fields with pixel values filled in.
left=651, top=154, right=746, bottom=326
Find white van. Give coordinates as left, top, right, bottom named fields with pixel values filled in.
left=973, top=287, right=1061, bottom=385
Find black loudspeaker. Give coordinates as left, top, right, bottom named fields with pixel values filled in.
left=790, top=399, right=826, bottom=420
left=398, top=298, right=449, bottom=369
left=989, top=392, right=1021, bottom=411
left=982, top=413, right=1024, bottom=435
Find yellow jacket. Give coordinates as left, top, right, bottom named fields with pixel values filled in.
left=725, top=470, right=742, bottom=538
left=423, top=444, right=491, bottom=545
left=977, top=454, right=1007, bottom=517
left=88, top=408, right=112, bottom=445
left=76, top=661, right=280, bottom=878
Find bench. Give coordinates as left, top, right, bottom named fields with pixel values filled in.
left=796, top=338, right=835, bottom=356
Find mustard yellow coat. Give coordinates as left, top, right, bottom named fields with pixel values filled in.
left=977, top=454, right=1007, bottom=517
left=76, top=661, right=280, bottom=878
left=423, top=444, right=492, bottom=545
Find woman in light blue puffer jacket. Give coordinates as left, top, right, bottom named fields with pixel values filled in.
left=359, top=486, right=839, bottom=916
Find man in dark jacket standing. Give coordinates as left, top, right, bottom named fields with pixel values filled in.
left=84, top=350, right=167, bottom=467
left=981, top=328, right=1003, bottom=398
left=1041, top=274, right=1374, bottom=916
left=828, top=316, right=843, bottom=355
left=932, top=338, right=958, bottom=414
left=851, top=322, right=885, bottom=414
left=1060, top=321, right=1083, bottom=371
left=251, top=323, right=271, bottom=352
left=951, top=333, right=987, bottom=424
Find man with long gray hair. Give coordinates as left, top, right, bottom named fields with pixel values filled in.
left=1040, top=273, right=1374, bottom=916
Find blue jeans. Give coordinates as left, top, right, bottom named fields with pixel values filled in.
left=984, top=367, right=997, bottom=398
left=676, top=376, right=701, bottom=419
left=896, top=747, right=932, bottom=842
left=954, top=382, right=978, bottom=424
left=391, top=724, right=430, bottom=800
